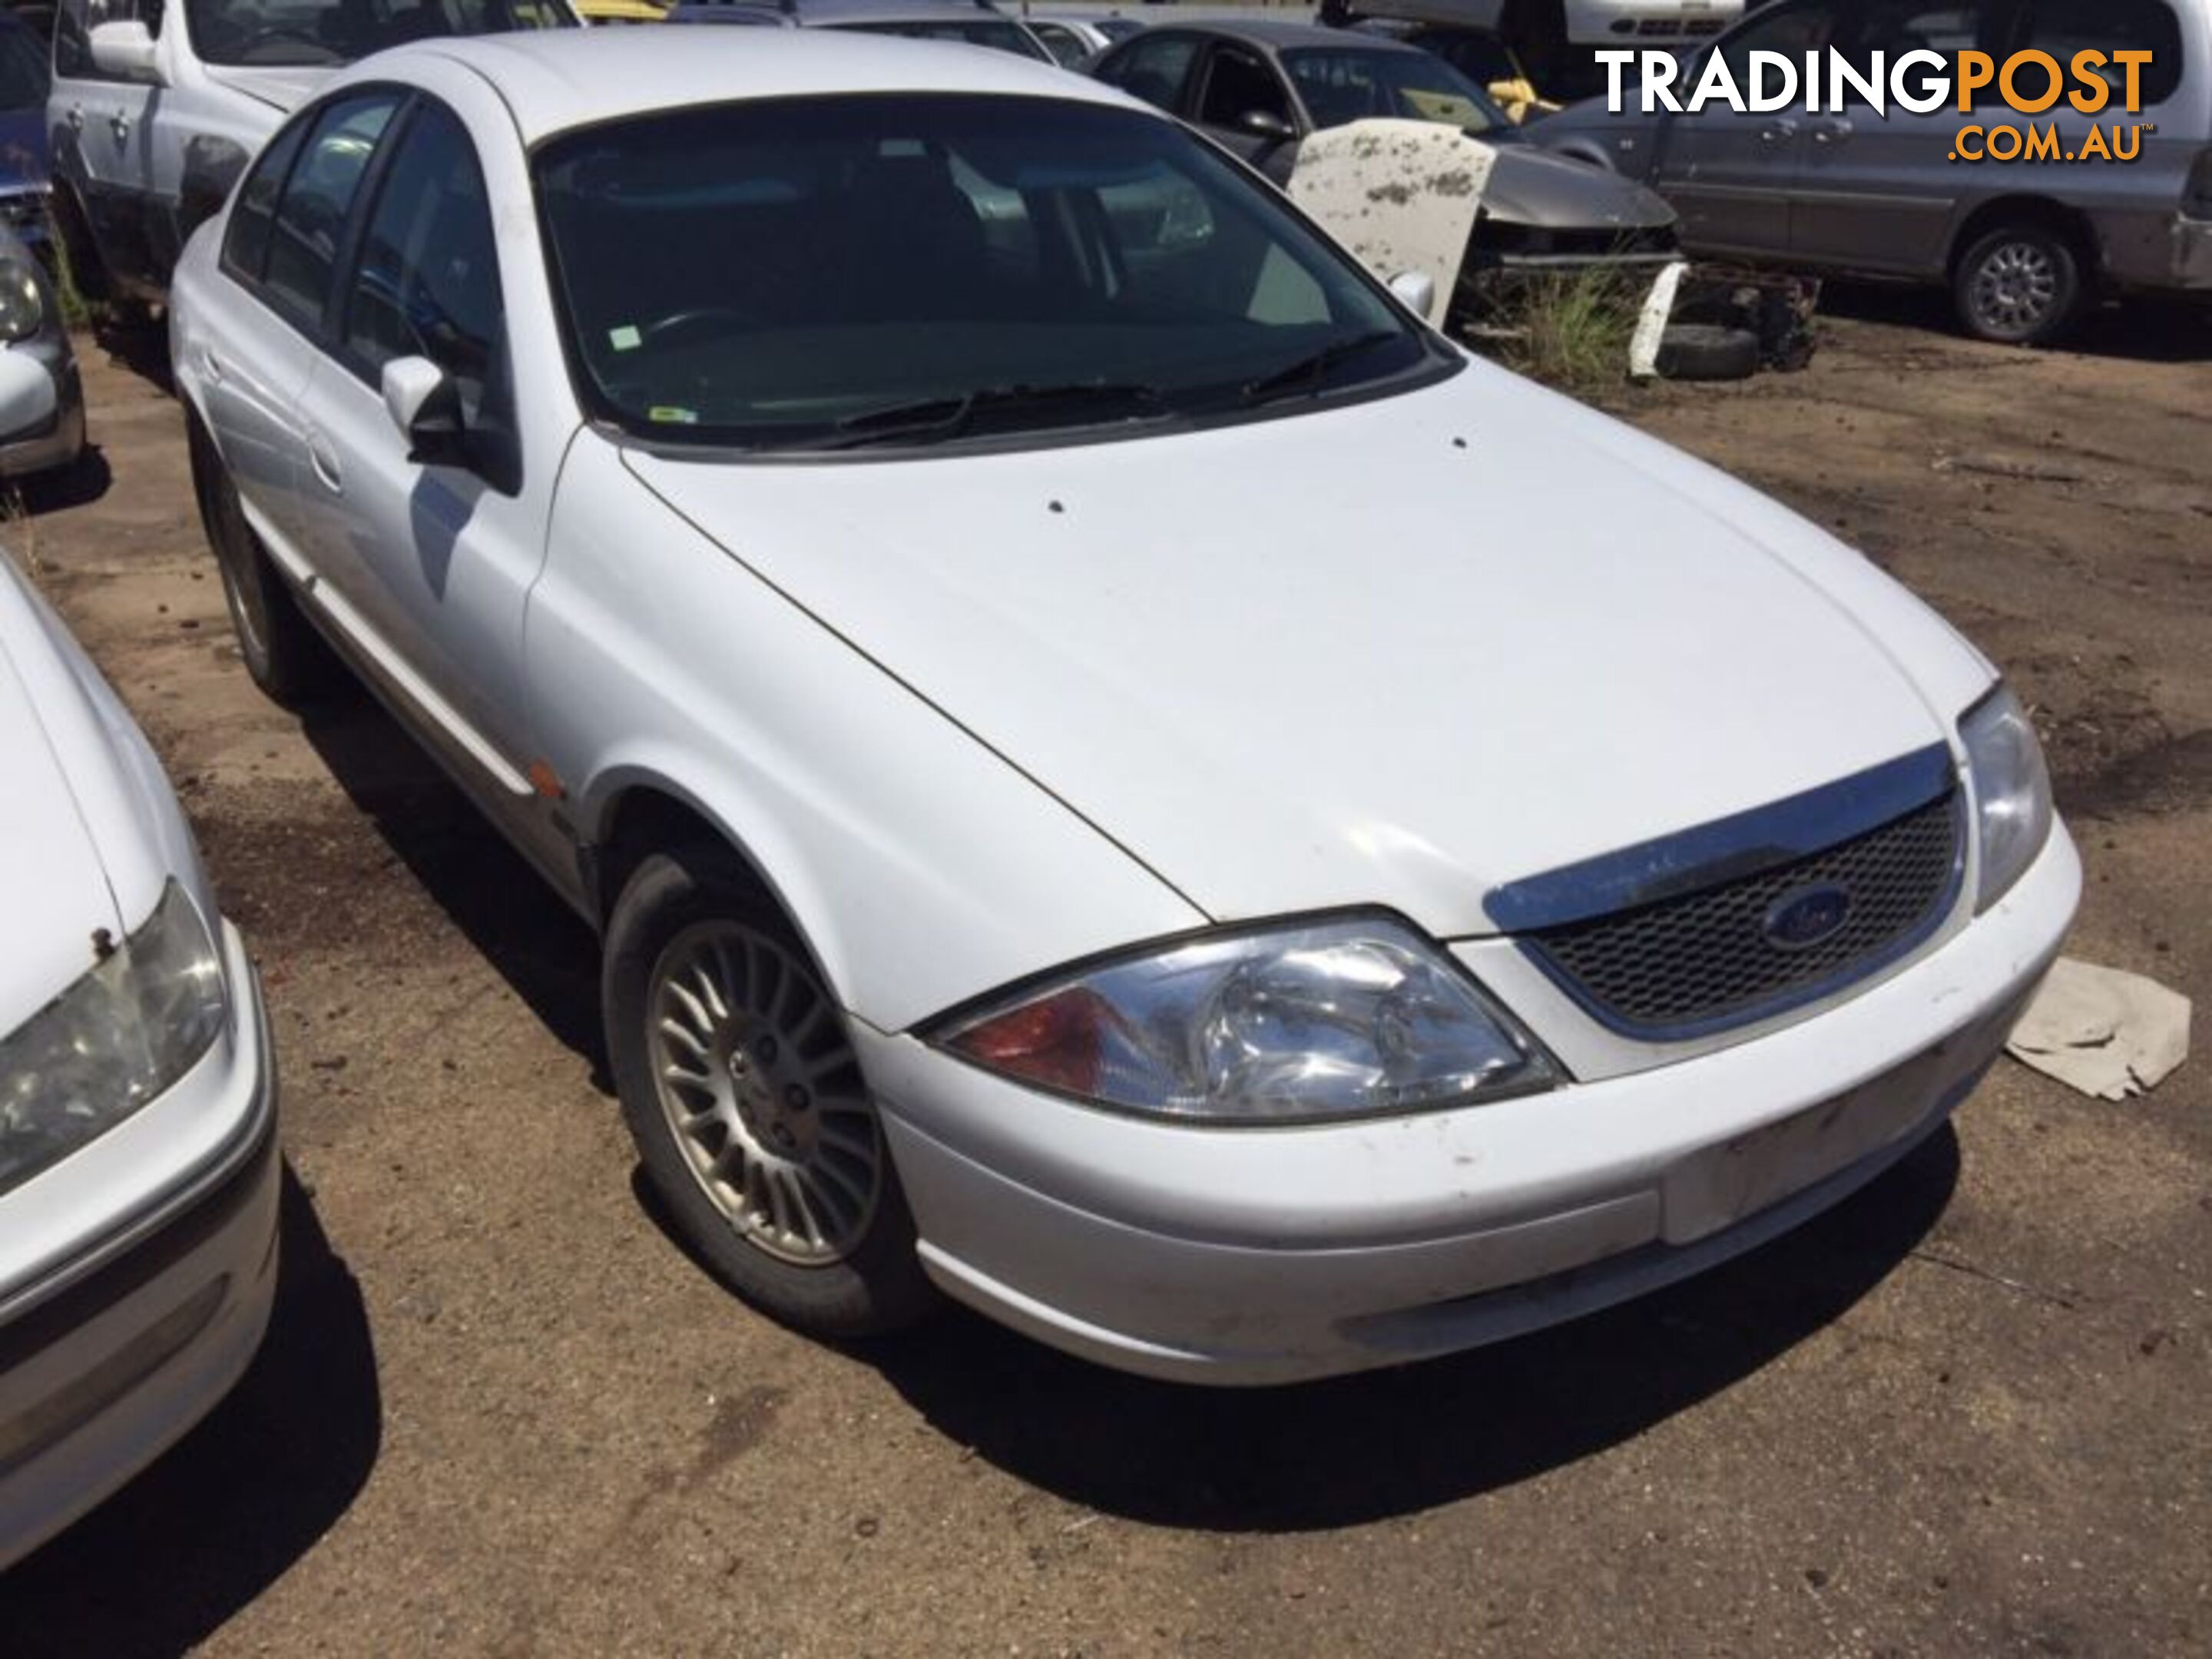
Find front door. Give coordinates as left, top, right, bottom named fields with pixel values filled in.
left=49, top=0, right=163, bottom=290
left=1790, top=2, right=1999, bottom=275
left=293, top=95, right=557, bottom=836
left=1651, top=0, right=1846, bottom=258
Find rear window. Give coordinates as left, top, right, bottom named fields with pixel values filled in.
left=831, top=18, right=1052, bottom=61
left=2016, top=0, right=2183, bottom=109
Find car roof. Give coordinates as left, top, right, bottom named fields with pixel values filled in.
left=1138, top=18, right=1423, bottom=55
left=670, top=0, right=1022, bottom=24
left=369, top=28, right=1128, bottom=142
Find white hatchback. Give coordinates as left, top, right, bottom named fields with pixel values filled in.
left=0, top=550, right=278, bottom=1565
left=170, top=30, right=2075, bottom=1386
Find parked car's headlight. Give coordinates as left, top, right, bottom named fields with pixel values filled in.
left=1961, top=685, right=2054, bottom=912
left=934, top=918, right=1556, bottom=1124
left=0, top=257, right=44, bottom=343
left=0, top=882, right=228, bottom=1198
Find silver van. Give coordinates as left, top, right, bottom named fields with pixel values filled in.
left=47, top=0, right=571, bottom=311
left=1533, top=0, right=2212, bottom=342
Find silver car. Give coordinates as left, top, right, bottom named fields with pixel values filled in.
left=1533, top=0, right=2212, bottom=343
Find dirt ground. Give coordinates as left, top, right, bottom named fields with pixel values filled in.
left=1, top=294, right=2206, bottom=1656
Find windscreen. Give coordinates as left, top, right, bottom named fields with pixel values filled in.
left=0, top=25, right=47, bottom=111
left=1281, top=45, right=1512, bottom=136
left=184, top=0, right=569, bottom=68
left=533, top=94, right=1439, bottom=452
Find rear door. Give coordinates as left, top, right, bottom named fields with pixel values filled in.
left=1790, top=2, right=2002, bottom=275
left=1651, top=0, right=1843, bottom=257
left=189, top=91, right=402, bottom=571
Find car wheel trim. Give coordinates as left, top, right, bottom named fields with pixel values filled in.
left=1970, top=240, right=2061, bottom=336
left=647, top=920, right=883, bottom=1267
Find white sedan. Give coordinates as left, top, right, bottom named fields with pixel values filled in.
left=0, top=551, right=279, bottom=1565
left=169, top=30, right=2075, bottom=1386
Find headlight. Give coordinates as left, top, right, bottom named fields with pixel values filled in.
left=932, top=918, right=1557, bottom=1124
left=1961, top=684, right=2054, bottom=912
left=0, top=882, right=228, bottom=1198
left=0, top=256, right=44, bottom=343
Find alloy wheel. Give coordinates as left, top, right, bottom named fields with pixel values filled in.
left=646, top=920, right=884, bottom=1267
left=1969, top=240, right=2061, bottom=337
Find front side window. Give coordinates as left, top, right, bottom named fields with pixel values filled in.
left=55, top=0, right=161, bottom=81
left=184, top=0, right=565, bottom=69
left=263, top=92, right=399, bottom=320
left=1715, top=0, right=1841, bottom=83
left=1280, top=47, right=1512, bottom=137
left=343, top=103, right=505, bottom=410
left=1196, top=46, right=1293, bottom=131
left=534, top=94, right=1446, bottom=452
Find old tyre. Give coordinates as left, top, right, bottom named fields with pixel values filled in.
left=1656, top=324, right=1760, bottom=382
left=604, top=846, right=938, bottom=1339
left=1953, top=224, right=2084, bottom=346
left=187, top=419, right=333, bottom=703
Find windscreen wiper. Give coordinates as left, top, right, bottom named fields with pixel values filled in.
left=1240, top=331, right=1402, bottom=406
left=805, top=381, right=1168, bottom=451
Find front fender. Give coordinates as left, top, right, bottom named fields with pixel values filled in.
left=537, top=435, right=1204, bottom=1033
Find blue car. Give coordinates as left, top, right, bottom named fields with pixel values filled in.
left=0, top=12, right=50, bottom=259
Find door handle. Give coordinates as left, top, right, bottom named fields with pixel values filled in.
left=1757, top=121, right=1800, bottom=144
left=307, top=433, right=343, bottom=494
left=66, top=103, right=84, bottom=131
left=196, top=345, right=225, bottom=385
left=110, top=113, right=130, bottom=141
left=1810, top=119, right=1856, bottom=145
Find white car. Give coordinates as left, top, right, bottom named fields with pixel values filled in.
left=170, top=30, right=2075, bottom=1386
left=0, top=550, right=279, bottom=1565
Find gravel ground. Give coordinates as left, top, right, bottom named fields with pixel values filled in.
left=1, top=296, right=2206, bottom=1656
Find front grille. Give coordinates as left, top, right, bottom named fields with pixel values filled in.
left=1527, top=793, right=1963, bottom=1038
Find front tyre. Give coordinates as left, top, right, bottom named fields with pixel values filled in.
left=604, top=846, right=938, bottom=1339
left=1953, top=224, right=2085, bottom=345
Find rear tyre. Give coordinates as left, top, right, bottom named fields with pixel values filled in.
left=1952, top=223, right=2085, bottom=346
left=604, top=845, right=939, bottom=1340
left=187, top=419, right=334, bottom=703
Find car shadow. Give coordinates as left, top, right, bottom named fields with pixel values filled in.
left=863, top=1128, right=1962, bottom=1532
left=83, top=314, right=175, bottom=398
left=1816, top=279, right=2212, bottom=363
left=0, top=1165, right=381, bottom=1648
left=9, top=447, right=113, bottom=516
left=293, top=694, right=609, bottom=1084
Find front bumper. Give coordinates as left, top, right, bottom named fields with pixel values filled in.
left=0, top=923, right=280, bottom=1568
left=0, top=340, right=84, bottom=479
left=863, top=829, right=2079, bottom=1386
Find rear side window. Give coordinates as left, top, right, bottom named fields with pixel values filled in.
left=2017, top=0, right=2182, bottom=109
left=263, top=93, right=401, bottom=323
left=1097, top=33, right=1200, bottom=113
left=221, top=116, right=309, bottom=283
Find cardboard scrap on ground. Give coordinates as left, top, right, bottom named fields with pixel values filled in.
left=1286, top=119, right=1495, bottom=329
left=2007, top=957, right=2192, bottom=1101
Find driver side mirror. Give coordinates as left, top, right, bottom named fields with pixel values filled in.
left=1237, top=108, right=1297, bottom=148
left=381, top=356, right=469, bottom=470
left=1386, top=270, right=1438, bottom=322
left=88, top=20, right=164, bottom=84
